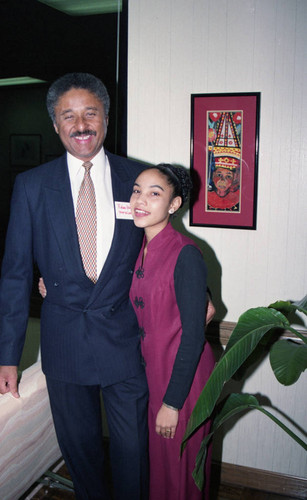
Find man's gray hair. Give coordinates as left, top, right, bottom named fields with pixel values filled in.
left=46, top=72, right=110, bottom=123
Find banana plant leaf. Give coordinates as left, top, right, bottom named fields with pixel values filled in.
left=192, top=393, right=307, bottom=491
left=268, top=296, right=307, bottom=384
left=270, top=339, right=307, bottom=385
left=182, top=307, right=289, bottom=451
left=183, top=297, right=307, bottom=490
left=269, top=295, right=307, bottom=316
left=224, top=307, right=289, bottom=353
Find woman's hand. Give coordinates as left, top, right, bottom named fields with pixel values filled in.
left=38, top=277, right=47, bottom=298
left=155, top=403, right=179, bottom=439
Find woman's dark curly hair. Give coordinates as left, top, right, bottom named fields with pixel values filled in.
left=151, top=163, right=193, bottom=207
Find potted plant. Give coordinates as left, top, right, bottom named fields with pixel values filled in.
left=182, top=296, right=307, bottom=490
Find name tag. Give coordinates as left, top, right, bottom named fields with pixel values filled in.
left=115, top=201, right=133, bottom=220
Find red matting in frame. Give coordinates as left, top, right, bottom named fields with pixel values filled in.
left=190, top=93, right=260, bottom=229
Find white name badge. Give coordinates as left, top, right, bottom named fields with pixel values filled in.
left=115, top=201, right=133, bottom=220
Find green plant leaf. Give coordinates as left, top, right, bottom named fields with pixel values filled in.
left=269, top=295, right=307, bottom=316
left=191, top=393, right=307, bottom=490
left=270, top=339, right=307, bottom=385
left=192, top=436, right=211, bottom=491
left=182, top=307, right=289, bottom=450
left=192, top=393, right=259, bottom=490
left=225, top=307, right=289, bottom=352
left=192, top=394, right=258, bottom=491
left=211, top=393, right=259, bottom=429
left=185, top=297, right=307, bottom=490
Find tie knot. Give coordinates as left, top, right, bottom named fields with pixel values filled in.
left=82, top=161, right=93, bottom=173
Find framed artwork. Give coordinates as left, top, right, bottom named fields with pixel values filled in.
left=10, top=134, right=41, bottom=167
left=190, top=93, right=260, bottom=229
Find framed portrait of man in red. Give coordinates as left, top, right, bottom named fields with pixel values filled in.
left=190, top=93, right=260, bottom=229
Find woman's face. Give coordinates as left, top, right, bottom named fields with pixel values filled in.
left=212, top=167, right=234, bottom=197
left=130, top=169, right=181, bottom=240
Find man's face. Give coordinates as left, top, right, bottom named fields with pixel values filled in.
left=53, top=88, right=108, bottom=161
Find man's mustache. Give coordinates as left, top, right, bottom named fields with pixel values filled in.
left=70, top=130, right=97, bottom=138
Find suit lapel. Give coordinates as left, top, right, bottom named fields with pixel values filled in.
left=93, top=152, right=137, bottom=291
left=44, top=155, right=92, bottom=289
left=44, top=152, right=140, bottom=295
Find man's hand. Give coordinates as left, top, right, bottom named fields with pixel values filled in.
left=0, top=366, right=19, bottom=398
left=38, top=277, right=47, bottom=298
left=206, top=297, right=216, bottom=325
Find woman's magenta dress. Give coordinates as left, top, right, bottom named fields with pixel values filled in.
left=130, top=223, right=215, bottom=500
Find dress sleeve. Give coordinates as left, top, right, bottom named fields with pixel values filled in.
left=163, top=245, right=207, bottom=409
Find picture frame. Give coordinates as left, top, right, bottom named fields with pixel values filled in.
left=190, top=93, right=260, bottom=229
left=10, top=134, right=41, bottom=167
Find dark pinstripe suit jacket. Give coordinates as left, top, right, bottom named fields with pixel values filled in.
left=0, top=151, right=145, bottom=386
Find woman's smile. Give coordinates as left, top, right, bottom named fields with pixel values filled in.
left=130, top=169, right=181, bottom=242
left=134, top=207, right=150, bottom=217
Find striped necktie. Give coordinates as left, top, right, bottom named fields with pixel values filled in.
left=75, top=161, right=97, bottom=283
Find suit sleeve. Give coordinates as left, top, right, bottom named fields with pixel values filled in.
left=163, top=245, right=207, bottom=409
left=0, top=174, right=34, bottom=365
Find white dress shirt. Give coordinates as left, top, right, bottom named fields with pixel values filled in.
left=67, top=147, right=115, bottom=278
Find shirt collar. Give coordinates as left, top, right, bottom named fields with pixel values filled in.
left=67, top=147, right=106, bottom=178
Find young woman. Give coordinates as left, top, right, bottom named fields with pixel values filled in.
left=39, top=164, right=215, bottom=499
left=129, top=164, right=215, bottom=500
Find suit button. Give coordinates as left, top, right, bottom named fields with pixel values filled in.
left=53, top=282, right=59, bottom=287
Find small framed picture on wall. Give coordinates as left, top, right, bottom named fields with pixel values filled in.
left=10, top=134, right=41, bottom=167
left=190, top=93, right=260, bottom=230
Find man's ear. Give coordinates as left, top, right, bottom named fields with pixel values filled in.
left=53, top=122, right=59, bottom=134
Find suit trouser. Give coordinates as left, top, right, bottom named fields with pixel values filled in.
left=46, top=372, right=149, bottom=500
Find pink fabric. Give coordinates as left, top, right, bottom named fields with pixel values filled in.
left=130, top=224, right=215, bottom=500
